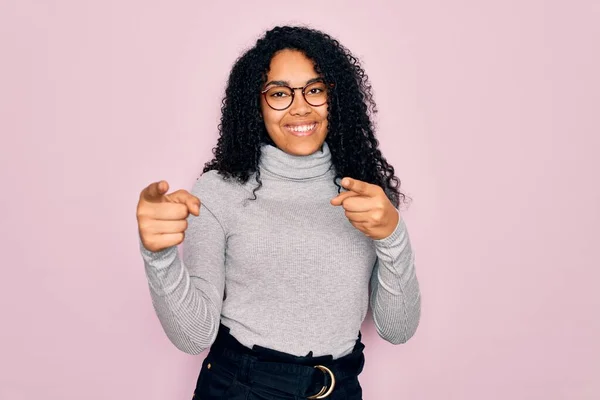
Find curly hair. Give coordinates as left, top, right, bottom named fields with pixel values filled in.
left=202, top=25, right=407, bottom=208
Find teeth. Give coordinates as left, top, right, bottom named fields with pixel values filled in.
left=288, top=123, right=316, bottom=132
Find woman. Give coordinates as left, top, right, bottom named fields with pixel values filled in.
left=136, top=26, right=421, bottom=399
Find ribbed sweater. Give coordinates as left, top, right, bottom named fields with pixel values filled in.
left=140, top=141, right=421, bottom=358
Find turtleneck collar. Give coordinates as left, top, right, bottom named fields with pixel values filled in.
left=258, top=141, right=334, bottom=181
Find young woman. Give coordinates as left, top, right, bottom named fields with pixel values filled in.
left=136, top=25, right=421, bottom=400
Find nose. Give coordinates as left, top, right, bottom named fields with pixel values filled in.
left=288, top=89, right=312, bottom=116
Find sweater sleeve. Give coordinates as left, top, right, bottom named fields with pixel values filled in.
left=139, top=180, right=227, bottom=354
left=369, top=210, right=421, bottom=344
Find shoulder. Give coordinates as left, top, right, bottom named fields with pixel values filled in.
left=190, top=170, right=255, bottom=208
left=191, top=170, right=230, bottom=195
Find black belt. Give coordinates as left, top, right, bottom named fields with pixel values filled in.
left=208, top=324, right=365, bottom=399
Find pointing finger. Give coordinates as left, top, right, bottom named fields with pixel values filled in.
left=142, top=180, right=169, bottom=202
left=341, top=177, right=374, bottom=196
left=165, top=190, right=201, bottom=216
left=330, top=190, right=361, bottom=206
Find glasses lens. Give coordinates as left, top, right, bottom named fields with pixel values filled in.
left=303, top=81, right=328, bottom=106
left=265, top=86, right=293, bottom=110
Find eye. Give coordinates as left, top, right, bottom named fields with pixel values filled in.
left=266, top=86, right=292, bottom=98
left=307, top=88, right=323, bottom=94
left=270, top=91, right=289, bottom=98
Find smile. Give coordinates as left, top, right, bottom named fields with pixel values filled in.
left=284, top=123, right=318, bottom=137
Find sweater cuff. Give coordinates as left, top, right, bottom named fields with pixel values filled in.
left=139, top=239, right=178, bottom=270
left=373, top=212, right=413, bottom=268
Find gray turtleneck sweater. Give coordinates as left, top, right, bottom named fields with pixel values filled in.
left=140, top=142, right=421, bottom=359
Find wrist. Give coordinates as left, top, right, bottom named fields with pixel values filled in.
left=374, top=208, right=400, bottom=240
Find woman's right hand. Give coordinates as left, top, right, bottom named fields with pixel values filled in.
left=136, top=180, right=201, bottom=252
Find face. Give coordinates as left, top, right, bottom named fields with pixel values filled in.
left=260, top=49, right=329, bottom=156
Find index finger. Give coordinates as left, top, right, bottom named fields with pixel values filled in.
left=165, top=189, right=201, bottom=216
left=141, top=180, right=169, bottom=202
left=341, top=177, right=374, bottom=196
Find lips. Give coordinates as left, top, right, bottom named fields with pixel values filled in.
left=284, top=122, right=318, bottom=137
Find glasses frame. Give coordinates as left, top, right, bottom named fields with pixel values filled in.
left=260, top=80, right=333, bottom=111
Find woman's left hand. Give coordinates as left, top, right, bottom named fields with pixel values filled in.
left=330, top=177, right=400, bottom=240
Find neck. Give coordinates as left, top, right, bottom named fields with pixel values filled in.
left=258, top=142, right=333, bottom=181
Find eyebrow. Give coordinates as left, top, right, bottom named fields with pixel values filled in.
left=264, top=77, right=323, bottom=87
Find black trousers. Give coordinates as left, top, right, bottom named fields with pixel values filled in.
left=193, top=324, right=365, bottom=399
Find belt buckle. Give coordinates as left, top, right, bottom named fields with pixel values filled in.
left=307, top=365, right=336, bottom=399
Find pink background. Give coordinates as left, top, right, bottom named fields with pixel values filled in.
left=1, top=1, right=598, bottom=399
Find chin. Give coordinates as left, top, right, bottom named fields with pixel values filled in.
left=282, top=138, right=326, bottom=156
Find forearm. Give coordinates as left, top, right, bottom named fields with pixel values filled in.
left=140, top=239, right=222, bottom=354
left=370, top=216, right=421, bottom=344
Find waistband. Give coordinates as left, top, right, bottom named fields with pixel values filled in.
left=207, top=323, right=365, bottom=398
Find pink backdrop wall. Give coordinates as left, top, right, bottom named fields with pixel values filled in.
left=1, top=1, right=598, bottom=399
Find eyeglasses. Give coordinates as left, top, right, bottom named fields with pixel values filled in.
left=261, top=80, right=331, bottom=111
